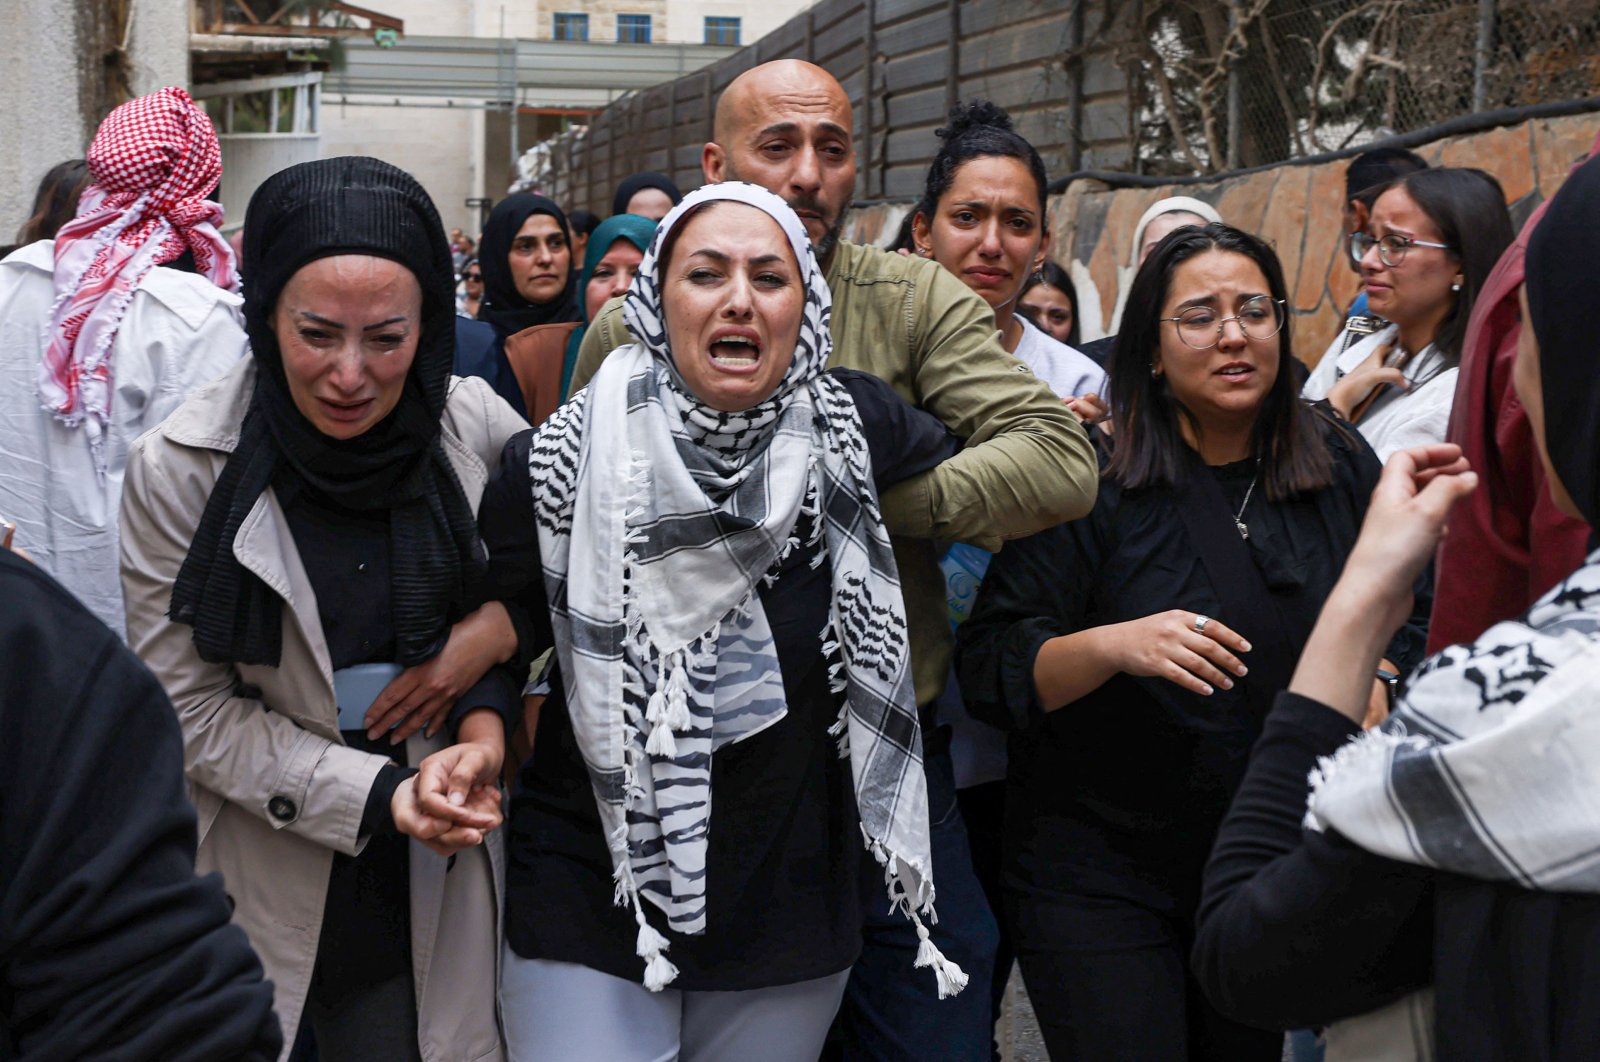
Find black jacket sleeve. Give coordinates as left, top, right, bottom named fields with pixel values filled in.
left=476, top=429, right=555, bottom=665
left=954, top=507, right=1101, bottom=732
left=833, top=368, right=962, bottom=488
left=1191, top=691, right=1434, bottom=1030
left=0, top=552, right=282, bottom=1061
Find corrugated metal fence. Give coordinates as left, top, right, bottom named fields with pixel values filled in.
left=533, top=0, right=1600, bottom=212
left=539, top=0, right=1135, bottom=212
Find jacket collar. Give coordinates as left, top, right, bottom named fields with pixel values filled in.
left=160, top=356, right=256, bottom=453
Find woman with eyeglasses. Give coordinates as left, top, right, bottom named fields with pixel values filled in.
left=1303, top=168, right=1513, bottom=461
left=957, top=223, right=1421, bottom=1061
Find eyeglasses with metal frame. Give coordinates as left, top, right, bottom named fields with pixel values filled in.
left=1161, top=295, right=1287, bottom=350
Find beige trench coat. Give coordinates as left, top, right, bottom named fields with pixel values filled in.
left=121, top=360, right=528, bottom=1062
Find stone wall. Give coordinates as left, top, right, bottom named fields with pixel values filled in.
left=842, top=111, right=1600, bottom=368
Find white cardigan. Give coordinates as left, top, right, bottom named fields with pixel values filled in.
left=1302, top=322, right=1457, bottom=463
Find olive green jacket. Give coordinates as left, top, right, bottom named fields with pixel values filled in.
left=572, top=239, right=1098, bottom=707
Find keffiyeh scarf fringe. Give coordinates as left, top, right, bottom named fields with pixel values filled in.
left=1302, top=554, right=1600, bottom=1059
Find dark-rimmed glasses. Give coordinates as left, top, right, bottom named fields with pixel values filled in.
left=463, top=272, right=483, bottom=283
left=1160, top=296, right=1286, bottom=350
left=1348, top=231, right=1452, bottom=267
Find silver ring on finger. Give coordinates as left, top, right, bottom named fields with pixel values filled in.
left=1193, top=614, right=1210, bottom=634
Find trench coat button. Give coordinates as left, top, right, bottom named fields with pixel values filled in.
left=268, top=795, right=297, bottom=821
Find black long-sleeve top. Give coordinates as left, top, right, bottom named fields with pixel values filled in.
left=1194, top=692, right=1600, bottom=1059
left=478, top=369, right=959, bottom=990
left=284, top=490, right=523, bottom=830
left=283, top=490, right=522, bottom=1012
left=0, top=549, right=282, bottom=1061
left=955, top=422, right=1421, bottom=917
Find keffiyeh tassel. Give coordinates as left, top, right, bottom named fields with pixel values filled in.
left=913, top=915, right=969, bottom=1000
left=863, top=827, right=967, bottom=998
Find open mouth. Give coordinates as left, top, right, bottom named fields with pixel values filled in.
left=708, top=331, right=762, bottom=371
left=1217, top=363, right=1253, bottom=378
left=319, top=397, right=374, bottom=421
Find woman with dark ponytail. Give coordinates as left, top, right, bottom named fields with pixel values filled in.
left=910, top=100, right=1107, bottom=1058
left=912, top=101, right=1103, bottom=403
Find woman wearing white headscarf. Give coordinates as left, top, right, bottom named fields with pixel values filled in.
left=1078, top=195, right=1224, bottom=369
left=479, top=182, right=967, bottom=1060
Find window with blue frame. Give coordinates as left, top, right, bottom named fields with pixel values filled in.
left=704, top=16, right=741, bottom=46
left=553, top=12, right=588, bottom=41
left=616, top=14, right=652, bottom=43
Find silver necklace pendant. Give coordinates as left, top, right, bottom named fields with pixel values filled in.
left=1236, top=520, right=1250, bottom=540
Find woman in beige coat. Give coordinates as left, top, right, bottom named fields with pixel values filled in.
left=120, top=157, right=527, bottom=1061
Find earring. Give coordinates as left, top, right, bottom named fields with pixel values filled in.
left=1150, top=365, right=1161, bottom=378
left=1451, top=281, right=1462, bottom=292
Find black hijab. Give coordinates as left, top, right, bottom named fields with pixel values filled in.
left=476, top=193, right=580, bottom=337
left=611, top=171, right=683, bottom=218
left=1526, top=152, right=1600, bottom=528
left=170, top=156, right=486, bottom=667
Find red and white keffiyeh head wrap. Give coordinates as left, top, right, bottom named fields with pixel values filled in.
left=39, top=85, right=238, bottom=457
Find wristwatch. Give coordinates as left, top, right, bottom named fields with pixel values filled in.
left=1375, top=667, right=1400, bottom=710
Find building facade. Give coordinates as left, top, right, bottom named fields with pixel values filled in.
left=318, top=0, right=813, bottom=235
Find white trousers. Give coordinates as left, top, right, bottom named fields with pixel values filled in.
left=501, top=948, right=851, bottom=1062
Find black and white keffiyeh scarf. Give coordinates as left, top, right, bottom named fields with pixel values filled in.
left=1304, top=551, right=1600, bottom=1059
left=528, top=182, right=962, bottom=994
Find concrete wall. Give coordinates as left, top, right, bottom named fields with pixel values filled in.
left=0, top=4, right=87, bottom=241
left=320, top=96, right=487, bottom=236
left=842, top=111, right=1600, bottom=368
left=0, top=0, right=190, bottom=243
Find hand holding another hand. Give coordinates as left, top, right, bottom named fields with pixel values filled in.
left=391, top=739, right=504, bottom=857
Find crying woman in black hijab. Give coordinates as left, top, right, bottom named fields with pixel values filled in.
left=123, top=155, right=533, bottom=1057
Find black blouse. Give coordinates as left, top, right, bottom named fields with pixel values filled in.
left=478, top=369, right=958, bottom=991
left=1194, top=692, right=1600, bottom=1060
left=955, top=421, right=1422, bottom=916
